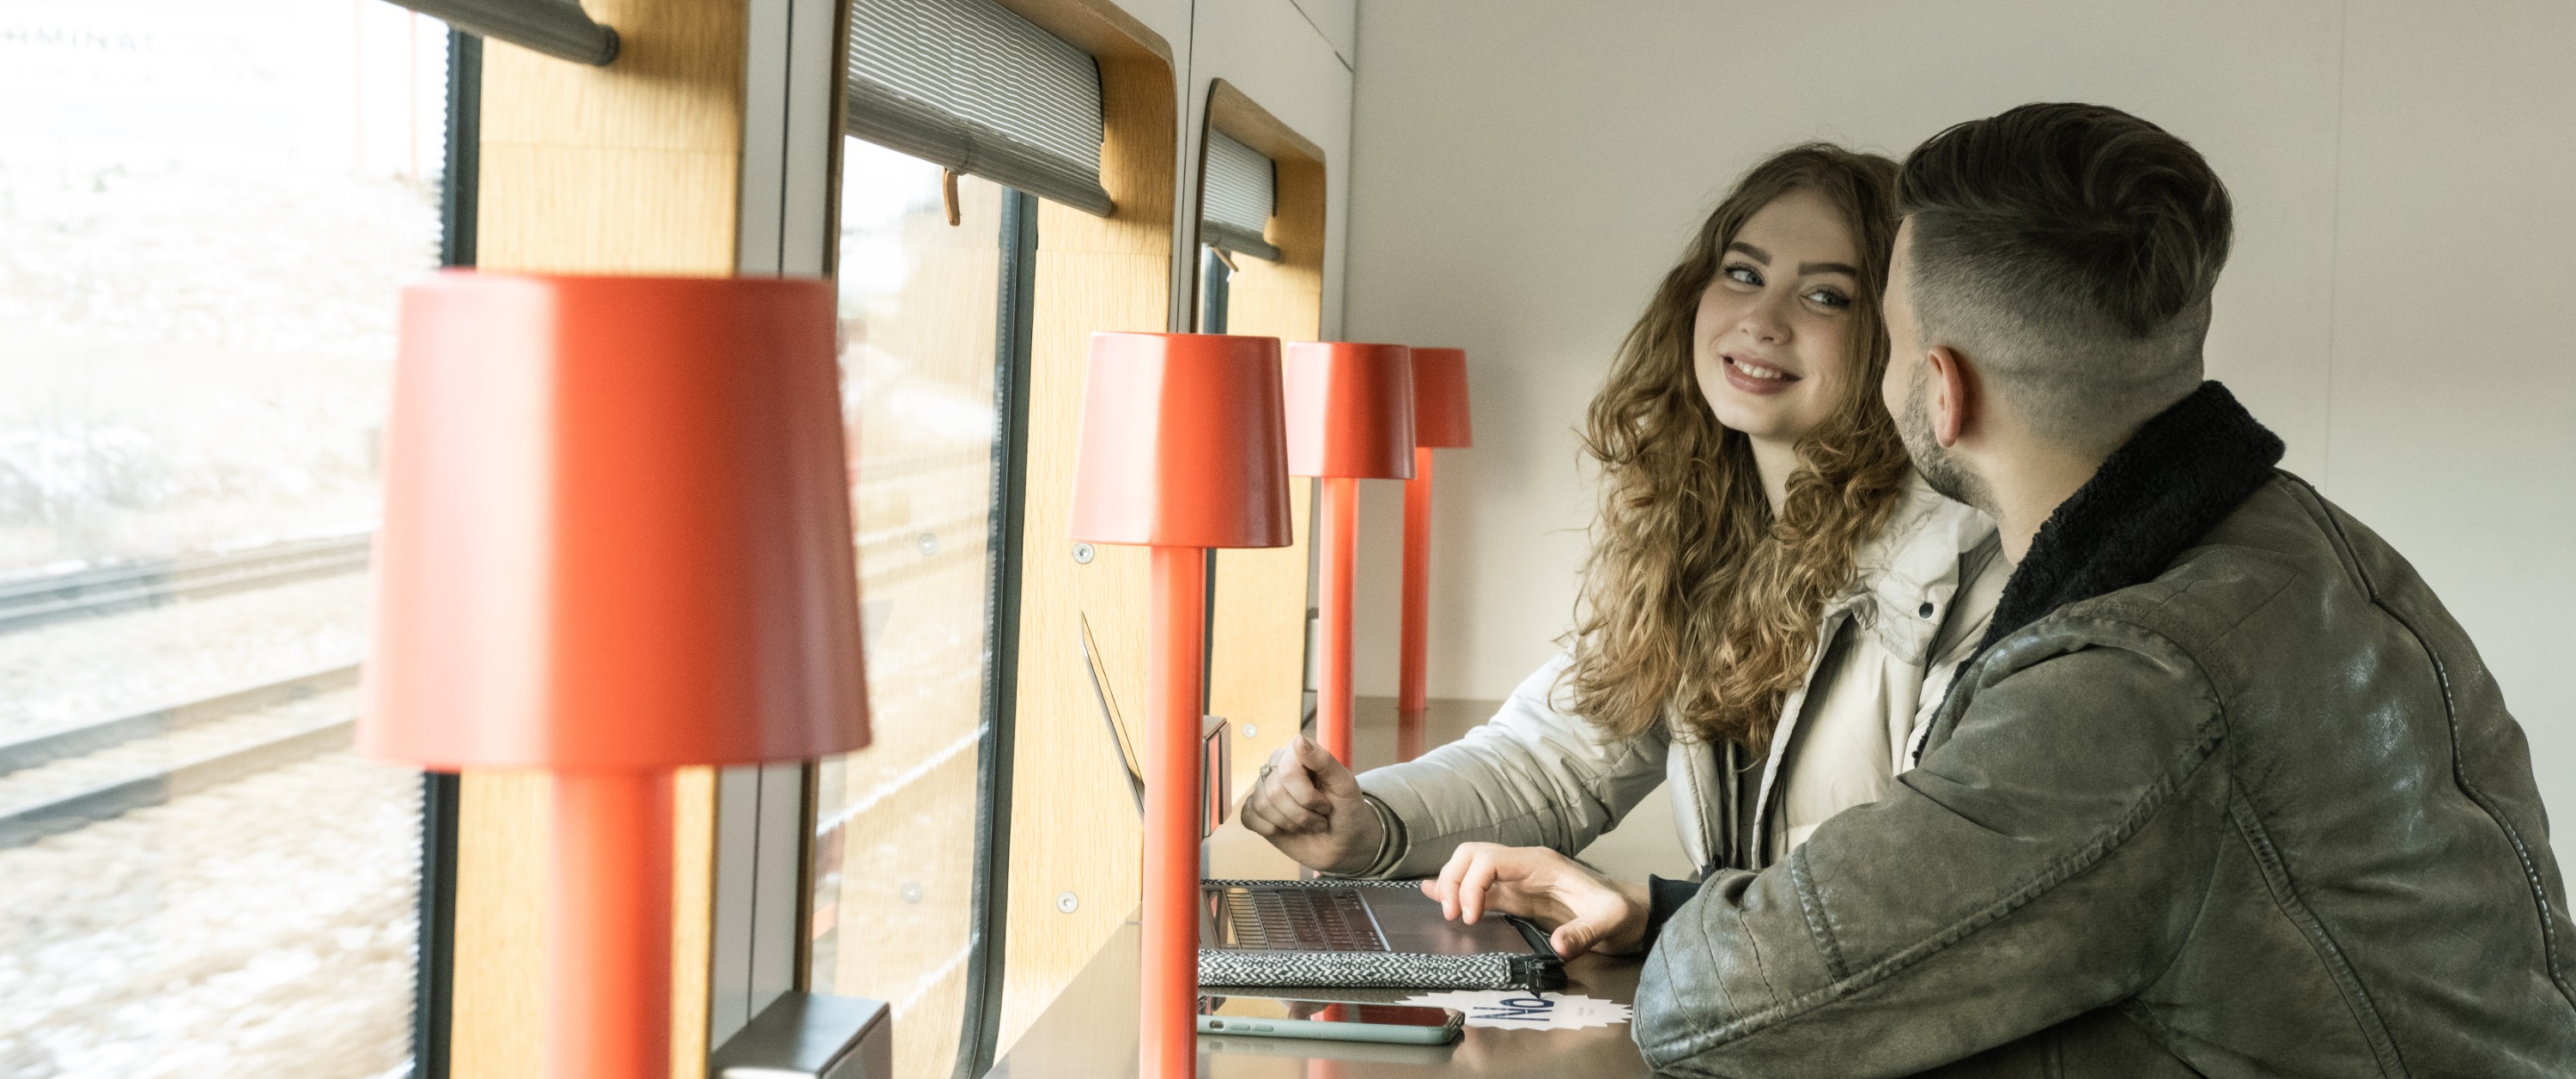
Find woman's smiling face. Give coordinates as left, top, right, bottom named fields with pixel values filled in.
left=1692, top=188, right=1863, bottom=446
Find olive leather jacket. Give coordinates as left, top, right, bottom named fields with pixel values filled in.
left=1635, top=383, right=2576, bottom=1077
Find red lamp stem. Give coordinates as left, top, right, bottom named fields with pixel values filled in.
left=1316, top=476, right=1358, bottom=766
left=1399, top=450, right=1433, bottom=715
left=1398, top=448, right=1435, bottom=745
left=549, top=769, right=674, bottom=1079
left=1143, top=545, right=1208, bottom=1079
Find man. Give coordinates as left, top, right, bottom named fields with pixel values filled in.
left=1405, top=103, right=2576, bottom=1075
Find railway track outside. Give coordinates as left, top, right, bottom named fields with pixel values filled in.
left=0, top=454, right=985, bottom=850
left=0, top=662, right=364, bottom=848
left=0, top=533, right=382, bottom=848
left=0, top=531, right=374, bottom=635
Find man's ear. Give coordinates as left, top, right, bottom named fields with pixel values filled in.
left=1926, top=345, right=1971, bottom=448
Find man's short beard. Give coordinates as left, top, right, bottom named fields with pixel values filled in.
left=1900, top=362, right=1996, bottom=516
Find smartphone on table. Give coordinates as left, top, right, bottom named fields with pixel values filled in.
left=1196, top=996, right=1465, bottom=1045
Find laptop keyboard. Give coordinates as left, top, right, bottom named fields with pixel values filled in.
left=1214, top=887, right=1389, bottom=951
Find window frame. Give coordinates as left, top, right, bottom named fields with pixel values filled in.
left=731, top=0, right=1182, bottom=1071
left=955, top=184, right=1041, bottom=1079
left=706, top=0, right=848, bottom=1050
left=414, top=29, right=482, bottom=1079
left=725, top=6, right=1051, bottom=1076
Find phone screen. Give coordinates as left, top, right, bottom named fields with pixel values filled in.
left=1197, top=997, right=1457, bottom=1029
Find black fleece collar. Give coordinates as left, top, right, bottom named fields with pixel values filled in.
left=1978, top=380, right=2286, bottom=651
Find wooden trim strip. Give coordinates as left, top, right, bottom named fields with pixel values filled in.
left=451, top=0, right=750, bottom=1075
left=1206, top=78, right=1327, bottom=169
left=991, top=0, right=1174, bottom=65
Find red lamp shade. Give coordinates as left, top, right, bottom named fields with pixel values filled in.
left=1284, top=342, right=1416, bottom=479
left=1409, top=347, right=1473, bottom=449
left=358, top=272, right=870, bottom=770
left=1071, top=331, right=1293, bottom=549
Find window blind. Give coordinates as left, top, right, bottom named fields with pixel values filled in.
left=1199, top=130, right=1280, bottom=261
left=844, top=0, right=1114, bottom=215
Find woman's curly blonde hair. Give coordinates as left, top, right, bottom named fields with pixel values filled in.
left=1565, top=143, right=1912, bottom=752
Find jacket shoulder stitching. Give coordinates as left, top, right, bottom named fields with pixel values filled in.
left=2278, top=475, right=2576, bottom=1013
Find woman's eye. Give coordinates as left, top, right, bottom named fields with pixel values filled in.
left=1805, top=288, right=1851, bottom=309
left=1723, top=264, right=1762, bottom=287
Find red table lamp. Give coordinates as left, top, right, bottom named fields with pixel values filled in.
left=1283, top=342, right=1416, bottom=767
left=358, top=273, right=869, bottom=1079
left=1396, top=348, right=1472, bottom=760
left=1070, top=331, right=1291, bottom=1079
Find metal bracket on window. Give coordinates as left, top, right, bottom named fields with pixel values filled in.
left=385, top=0, right=619, bottom=66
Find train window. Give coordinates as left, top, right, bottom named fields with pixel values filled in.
left=0, top=2, right=447, bottom=1076
left=806, top=137, right=1025, bottom=1079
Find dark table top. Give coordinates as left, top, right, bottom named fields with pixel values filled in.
left=987, top=696, right=1652, bottom=1077
left=985, top=921, right=1652, bottom=1078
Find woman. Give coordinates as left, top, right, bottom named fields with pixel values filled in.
left=1239, top=143, right=2008, bottom=956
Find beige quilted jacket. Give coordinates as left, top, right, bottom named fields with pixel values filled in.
left=1350, top=474, right=2005, bottom=879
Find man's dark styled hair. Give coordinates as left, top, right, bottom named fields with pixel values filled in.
left=1899, top=103, right=2233, bottom=453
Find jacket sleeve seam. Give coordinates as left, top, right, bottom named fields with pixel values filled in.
left=1648, top=640, right=2227, bottom=1062
left=2225, top=794, right=2408, bottom=1071
left=1674, top=887, right=1750, bottom=1027
left=1788, top=847, right=1850, bottom=981
left=1731, top=900, right=1787, bottom=1008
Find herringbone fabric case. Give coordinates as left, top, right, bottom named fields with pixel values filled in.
left=1197, top=879, right=1564, bottom=991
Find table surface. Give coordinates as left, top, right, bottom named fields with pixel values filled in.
left=986, top=923, right=1650, bottom=1079
left=987, top=696, right=1655, bottom=1078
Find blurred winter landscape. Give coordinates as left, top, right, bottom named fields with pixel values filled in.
left=0, top=0, right=443, bottom=579
left=0, top=2, right=446, bottom=1076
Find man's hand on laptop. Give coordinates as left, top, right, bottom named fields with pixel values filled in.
left=1422, top=843, right=1650, bottom=960
left=1240, top=735, right=1382, bottom=876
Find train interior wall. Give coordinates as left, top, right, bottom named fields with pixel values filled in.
left=1336, top=0, right=2576, bottom=869
left=10, top=0, right=2575, bottom=1073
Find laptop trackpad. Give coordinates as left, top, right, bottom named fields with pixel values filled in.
left=1363, top=886, right=1545, bottom=956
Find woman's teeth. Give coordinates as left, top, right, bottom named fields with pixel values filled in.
left=1732, top=357, right=1791, bottom=380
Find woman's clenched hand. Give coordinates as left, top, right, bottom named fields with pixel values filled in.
left=1239, top=735, right=1382, bottom=875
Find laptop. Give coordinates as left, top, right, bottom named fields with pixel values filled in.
left=1078, top=619, right=1564, bottom=991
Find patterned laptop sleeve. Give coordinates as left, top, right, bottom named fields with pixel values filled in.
left=1197, top=878, right=1566, bottom=991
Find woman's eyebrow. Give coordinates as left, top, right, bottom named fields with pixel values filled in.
left=1730, top=240, right=1855, bottom=278
left=1729, top=241, right=1855, bottom=277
